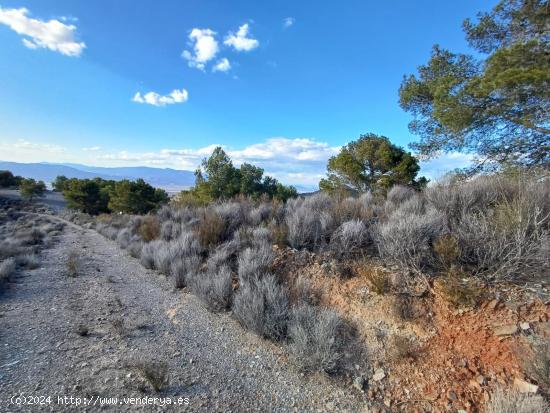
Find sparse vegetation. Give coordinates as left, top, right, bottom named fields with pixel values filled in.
left=485, top=388, right=548, bottom=413
left=133, top=360, right=169, bottom=392
left=66, top=250, right=79, bottom=277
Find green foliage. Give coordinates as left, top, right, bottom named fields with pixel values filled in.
left=0, top=170, right=23, bottom=188
left=19, top=178, right=46, bottom=200
left=108, top=179, right=168, bottom=214
left=63, top=178, right=111, bottom=215
left=319, top=134, right=426, bottom=194
left=52, top=175, right=68, bottom=192
left=184, top=146, right=297, bottom=202
left=399, top=0, right=550, bottom=169
left=62, top=177, right=168, bottom=215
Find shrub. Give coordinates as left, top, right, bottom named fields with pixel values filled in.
left=0, top=258, right=16, bottom=284
left=15, top=253, right=40, bottom=269
left=522, top=338, right=550, bottom=392
left=139, top=216, right=160, bottom=242
left=140, top=241, right=161, bottom=269
left=288, top=304, right=353, bottom=374
left=191, top=265, right=233, bottom=311
left=455, top=191, right=550, bottom=282
left=329, top=220, right=370, bottom=259
left=233, top=274, right=289, bottom=341
left=206, top=239, right=241, bottom=273
left=171, top=255, right=200, bottom=289
left=116, top=228, right=132, bottom=249
left=364, top=267, right=390, bottom=295
left=66, top=251, right=79, bottom=277
left=133, top=361, right=169, bottom=393
left=386, top=185, right=415, bottom=205
left=438, top=271, right=481, bottom=308
left=376, top=206, right=445, bottom=273
left=237, top=244, right=274, bottom=283
left=127, top=240, right=143, bottom=258
left=196, top=209, right=226, bottom=248
left=485, top=388, right=548, bottom=413
left=387, top=333, right=420, bottom=362
left=249, top=203, right=273, bottom=226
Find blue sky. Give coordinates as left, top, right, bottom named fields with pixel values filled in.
left=0, top=0, right=491, bottom=189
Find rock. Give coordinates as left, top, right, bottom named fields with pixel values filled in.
left=514, top=378, right=538, bottom=394
left=372, top=369, right=385, bottom=382
left=519, top=322, right=531, bottom=332
left=476, top=375, right=487, bottom=386
left=492, top=324, right=518, bottom=336
left=353, top=376, right=365, bottom=391
left=487, top=299, right=500, bottom=310
left=447, top=390, right=457, bottom=401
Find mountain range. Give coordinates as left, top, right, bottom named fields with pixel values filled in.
left=0, top=161, right=195, bottom=192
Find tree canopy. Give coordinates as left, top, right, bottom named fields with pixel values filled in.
left=319, top=134, right=427, bottom=194
left=399, top=0, right=550, bottom=169
left=20, top=178, right=46, bottom=200
left=60, top=177, right=167, bottom=215
left=182, top=147, right=297, bottom=203
left=0, top=170, right=23, bottom=188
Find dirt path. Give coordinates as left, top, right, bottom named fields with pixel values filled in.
left=0, top=216, right=366, bottom=412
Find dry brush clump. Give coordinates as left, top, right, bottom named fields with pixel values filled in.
left=233, top=274, right=290, bottom=342
left=190, top=264, right=233, bottom=311
left=484, top=387, right=548, bottom=413
left=287, top=304, right=356, bottom=374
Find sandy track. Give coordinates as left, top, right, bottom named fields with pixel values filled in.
left=0, top=216, right=366, bottom=412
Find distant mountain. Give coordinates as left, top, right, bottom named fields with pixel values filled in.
left=0, top=161, right=195, bottom=192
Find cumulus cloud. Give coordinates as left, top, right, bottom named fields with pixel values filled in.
left=213, top=57, right=231, bottom=72
left=132, top=88, right=189, bottom=107
left=182, top=28, right=219, bottom=70
left=224, top=23, right=259, bottom=52
left=82, top=146, right=101, bottom=152
left=283, top=17, right=295, bottom=29
left=0, top=7, right=85, bottom=56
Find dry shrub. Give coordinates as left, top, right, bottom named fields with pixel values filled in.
left=190, top=265, right=233, bottom=311
left=433, top=234, right=460, bottom=269
left=269, top=220, right=288, bottom=248
left=364, top=267, right=390, bottom=295
left=133, top=361, right=169, bottom=392
left=0, top=258, right=16, bottom=284
left=329, top=220, right=370, bottom=259
left=196, top=209, right=226, bottom=248
left=237, top=244, right=274, bottom=283
left=522, top=338, right=550, bottom=392
left=233, top=274, right=289, bottom=341
left=438, top=270, right=481, bottom=308
left=288, top=304, right=355, bottom=374
left=66, top=251, right=79, bottom=277
left=485, top=387, right=548, bottom=413
left=387, top=333, right=420, bottom=362
left=139, top=216, right=160, bottom=242
left=171, top=255, right=200, bottom=289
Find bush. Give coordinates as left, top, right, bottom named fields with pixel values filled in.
left=237, top=244, right=274, bottom=283
left=191, top=265, right=233, bottom=311
left=233, top=274, right=289, bottom=341
left=206, top=239, right=241, bottom=273
left=288, top=304, right=352, bottom=374
left=171, top=255, right=200, bottom=289
left=485, top=388, right=548, bottom=413
left=140, top=240, right=161, bottom=269
left=0, top=258, right=16, bottom=285
left=196, top=209, right=226, bottom=248
left=139, top=216, right=160, bottom=242
left=286, top=195, right=334, bottom=250
left=376, top=205, right=445, bottom=272
left=329, top=220, right=370, bottom=259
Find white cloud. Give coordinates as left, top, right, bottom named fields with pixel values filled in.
left=419, top=152, right=474, bottom=181
left=283, top=17, right=295, bottom=29
left=132, top=88, right=189, bottom=107
left=213, top=57, right=231, bottom=72
left=0, top=7, right=85, bottom=56
left=82, top=146, right=101, bottom=152
left=182, top=28, right=219, bottom=70
left=224, top=23, right=259, bottom=52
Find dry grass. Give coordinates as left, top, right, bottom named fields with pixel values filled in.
left=66, top=251, right=79, bottom=277
left=133, top=361, right=169, bottom=392
left=138, top=216, right=160, bottom=242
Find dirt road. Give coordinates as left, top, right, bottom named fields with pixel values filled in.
left=0, top=215, right=365, bottom=412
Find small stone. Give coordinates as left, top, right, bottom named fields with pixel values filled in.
left=492, top=324, right=518, bottom=336
left=519, top=322, right=531, bottom=331
left=487, top=299, right=500, bottom=310
left=514, top=378, right=538, bottom=394
left=372, top=368, right=385, bottom=382
left=476, top=375, right=487, bottom=386
left=447, top=390, right=457, bottom=401
left=353, top=376, right=365, bottom=391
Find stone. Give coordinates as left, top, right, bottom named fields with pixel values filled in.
left=487, top=299, right=500, bottom=310
left=353, top=376, right=365, bottom=391
left=372, top=369, right=385, bottom=382
left=519, top=322, right=531, bottom=331
left=447, top=390, right=457, bottom=401
left=476, top=375, right=487, bottom=386
left=492, top=324, right=518, bottom=336
left=514, top=378, right=538, bottom=394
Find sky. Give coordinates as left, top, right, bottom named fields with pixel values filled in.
left=0, top=0, right=492, bottom=190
